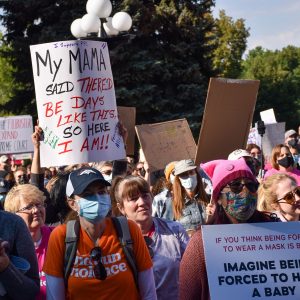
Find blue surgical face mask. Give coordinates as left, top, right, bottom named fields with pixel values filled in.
left=76, top=194, right=111, bottom=224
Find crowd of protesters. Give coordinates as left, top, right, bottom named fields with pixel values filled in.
left=0, top=124, right=300, bottom=300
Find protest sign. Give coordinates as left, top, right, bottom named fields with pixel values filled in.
left=195, top=78, right=260, bottom=164
left=30, top=40, right=126, bottom=167
left=117, top=106, right=136, bottom=156
left=247, top=127, right=261, bottom=148
left=202, top=222, right=300, bottom=300
left=0, top=115, right=33, bottom=154
left=260, top=108, right=277, bottom=124
left=135, top=119, right=196, bottom=171
left=261, top=122, right=285, bottom=161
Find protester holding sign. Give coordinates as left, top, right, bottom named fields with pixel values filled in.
left=258, top=173, right=300, bottom=221
left=173, top=160, right=209, bottom=236
left=43, top=167, right=156, bottom=300
left=179, top=159, right=279, bottom=300
left=264, top=144, right=300, bottom=184
left=114, top=175, right=189, bottom=300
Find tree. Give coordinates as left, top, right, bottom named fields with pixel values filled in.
left=213, top=9, right=249, bottom=78
left=242, top=46, right=300, bottom=128
left=0, top=0, right=217, bottom=135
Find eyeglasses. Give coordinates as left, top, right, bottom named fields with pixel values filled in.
left=277, top=187, right=300, bottom=205
left=226, top=180, right=258, bottom=194
left=143, top=236, right=154, bottom=258
left=90, top=247, right=107, bottom=280
left=16, top=203, right=46, bottom=213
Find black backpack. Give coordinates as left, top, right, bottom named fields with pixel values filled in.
left=64, top=216, right=138, bottom=288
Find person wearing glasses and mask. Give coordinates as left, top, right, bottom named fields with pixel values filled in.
left=179, top=159, right=279, bottom=300
left=172, top=160, right=209, bottom=236
left=258, top=173, right=300, bottom=222
left=4, top=184, right=51, bottom=300
left=113, top=175, right=189, bottom=300
left=264, top=144, right=300, bottom=185
left=43, top=167, right=156, bottom=300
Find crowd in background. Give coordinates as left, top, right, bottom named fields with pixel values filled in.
left=0, top=124, right=300, bottom=300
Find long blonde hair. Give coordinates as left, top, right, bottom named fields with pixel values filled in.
left=257, top=173, right=296, bottom=212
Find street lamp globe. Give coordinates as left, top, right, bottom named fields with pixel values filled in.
left=112, top=12, right=132, bottom=32
left=70, top=18, right=87, bottom=38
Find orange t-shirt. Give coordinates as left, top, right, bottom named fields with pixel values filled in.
left=43, top=218, right=152, bottom=300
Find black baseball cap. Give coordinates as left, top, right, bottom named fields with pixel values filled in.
left=66, top=167, right=110, bottom=197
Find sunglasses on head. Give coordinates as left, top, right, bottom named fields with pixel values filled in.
left=226, top=180, right=259, bottom=194
left=277, top=186, right=300, bottom=205
left=143, top=236, right=154, bottom=258
left=90, top=247, right=107, bottom=280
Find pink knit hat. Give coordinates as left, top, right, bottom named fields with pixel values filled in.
left=201, top=159, right=255, bottom=201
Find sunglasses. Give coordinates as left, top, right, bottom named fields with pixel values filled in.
left=277, top=186, right=300, bottom=205
left=143, top=236, right=154, bottom=258
left=226, top=180, right=258, bottom=194
left=90, top=247, right=107, bottom=280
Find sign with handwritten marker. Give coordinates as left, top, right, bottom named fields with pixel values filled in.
left=0, top=115, right=33, bottom=154
left=202, top=222, right=300, bottom=299
left=30, top=40, right=126, bottom=167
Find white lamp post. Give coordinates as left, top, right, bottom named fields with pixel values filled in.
left=70, top=0, right=133, bottom=39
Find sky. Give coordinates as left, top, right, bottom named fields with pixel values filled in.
left=213, top=0, right=300, bottom=54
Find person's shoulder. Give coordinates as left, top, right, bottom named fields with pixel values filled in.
left=0, top=210, right=24, bottom=226
left=50, top=223, right=67, bottom=237
left=154, top=217, right=185, bottom=234
left=153, top=189, right=169, bottom=201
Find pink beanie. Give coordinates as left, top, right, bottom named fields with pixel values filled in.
left=201, top=159, right=255, bottom=201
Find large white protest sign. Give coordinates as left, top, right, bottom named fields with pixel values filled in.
left=202, top=222, right=300, bottom=300
left=30, top=40, right=126, bottom=167
left=0, top=115, right=33, bottom=154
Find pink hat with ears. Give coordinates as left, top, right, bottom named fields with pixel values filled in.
left=201, top=159, right=255, bottom=201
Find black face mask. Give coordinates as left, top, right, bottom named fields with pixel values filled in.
left=277, top=156, right=294, bottom=168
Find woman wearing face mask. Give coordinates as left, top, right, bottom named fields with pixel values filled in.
left=264, top=144, right=300, bottom=185
left=179, top=159, right=279, bottom=300
left=152, top=161, right=177, bottom=220
left=172, top=160, right=209, bottom=236
left=258, top=173, right=300, bottom=221
left=43, top=167, right=156, bottom=300
left=93, top=161, right=113, bottom=184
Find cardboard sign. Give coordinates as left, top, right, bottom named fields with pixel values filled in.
left=195, top=78, right=260, bottom=164
left=0, top=115, right=33, bottom=154
left=117, top=106, right=136, bottom=156
left=202, top=222, right=300, bottom=300
left=261, top=122, right=285, bottom=161
left=135, top=119, right=196, bottom=171
left=30, top=40, right=126, bottom=167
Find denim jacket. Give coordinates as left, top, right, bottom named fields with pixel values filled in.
left=178, top=196, right=206, bottom=232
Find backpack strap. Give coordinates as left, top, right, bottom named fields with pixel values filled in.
left=111, top=216, right=139, bottom=288
left=64, top=219, right=80, bottom=287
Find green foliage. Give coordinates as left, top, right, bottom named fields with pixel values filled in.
left=242, top=46, right=300, bottom=128
left=0, top=0, right=217, bottom=135
left=213, top=10, right=249, bottom=78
